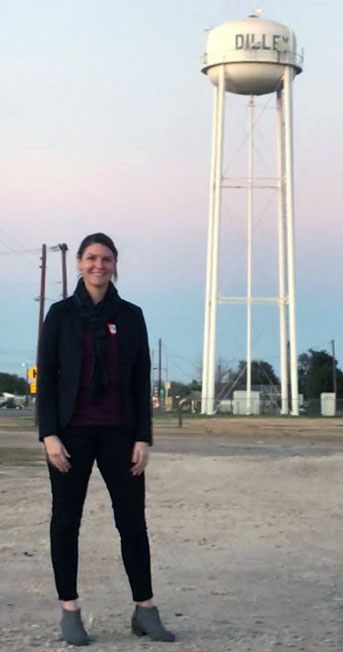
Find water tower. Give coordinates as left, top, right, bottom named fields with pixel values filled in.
left=201, top=13, right=303, bottom=416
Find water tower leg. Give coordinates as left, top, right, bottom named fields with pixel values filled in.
left=246, top=95, right=254, bottom=416
left=201, top=87, right=219, bottom=414
left=276, top=88, right=289, bottom=415
left=206, top=65, right=226, bottom=415
left=283, top=67, right=299, bottom=416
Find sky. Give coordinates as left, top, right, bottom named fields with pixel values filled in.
left=0, top=0, right=342, bottom=385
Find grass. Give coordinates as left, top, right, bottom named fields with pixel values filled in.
left=0, top=447, right=44, bottom=466
left=0, top=417, right=36, bottom=430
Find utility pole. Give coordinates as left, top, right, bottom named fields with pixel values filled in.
left=36, top=244, right=47, bottom=365
left=158, top=338, right=162, bottom=407
left=60, top=243, right=68, bottom=299
left=287, top=339, right=291, bottom=412
left=331, top=339, right=337, bottom=395
left=150, top=349, right=155, bottom=397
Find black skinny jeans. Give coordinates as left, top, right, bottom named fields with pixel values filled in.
left=48, top=425, right=153, bottom=602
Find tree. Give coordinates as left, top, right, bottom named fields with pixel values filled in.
left=0, top=372, right=27, bottom=395
left=298, top=349, right=343, bottom=398
left=190, top=379, right=201, bottom=391
left=169, top=381, right=192, bottom=399
left=235, top=359, right=280, bottom=387
left=195, top=357, right=280, bottom=393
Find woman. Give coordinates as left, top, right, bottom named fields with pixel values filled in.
left=38, top=232, right=175, bottom=645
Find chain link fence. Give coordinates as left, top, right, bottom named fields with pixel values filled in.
left=155, top=395, right=343, bottom=418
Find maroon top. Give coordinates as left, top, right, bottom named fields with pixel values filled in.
left=70, top=326, right=127, bottom=426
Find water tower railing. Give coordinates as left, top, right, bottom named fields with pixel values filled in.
left=202, top=49, right=303, bottom=69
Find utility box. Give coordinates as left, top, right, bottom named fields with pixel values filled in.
left=321, top=393, right=336, bottom=416
left=233, top=391, right=260, bottom=415
left=217, top=399, right=233, bottom=414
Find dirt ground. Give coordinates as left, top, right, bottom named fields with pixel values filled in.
left=1, top=415, right=343, bottom=651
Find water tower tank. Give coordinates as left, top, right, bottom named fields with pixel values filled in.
left=202, top=15, right=303, bottom=95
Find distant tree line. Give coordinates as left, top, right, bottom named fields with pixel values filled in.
left=166, top=348, right=342, bottom=400
left=0, top=372, right=27, bottom=395
left=215, top=359, right=279, bottom=387
left=2, top=347, right=341, bottom=400
left=298, top=349, right=343, bottom=398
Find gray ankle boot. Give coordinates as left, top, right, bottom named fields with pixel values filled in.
left=132, top=606, right=175, bottom=642
left=60, top=608, right=89, bottom=646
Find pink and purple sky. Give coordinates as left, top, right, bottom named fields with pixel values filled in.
left=0, top=0, right=342, bottom=383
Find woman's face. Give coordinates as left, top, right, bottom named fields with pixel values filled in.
left=77, top=243, right=117, bottom=291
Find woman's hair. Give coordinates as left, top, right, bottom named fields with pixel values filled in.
left=77, top=233, right=118, bottom=261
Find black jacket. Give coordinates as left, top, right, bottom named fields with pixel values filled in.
left=38, top=295, right=152, bottom=444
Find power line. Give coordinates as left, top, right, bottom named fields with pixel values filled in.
left=0, top=351, right=35, bottom=355
left=0, top=282, right=37, bottom=286
left=0, top=228, right=41, bottom=266
left=0, top=249, right=41, bottom=255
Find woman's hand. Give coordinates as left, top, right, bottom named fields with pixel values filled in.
left=131, top=441, right=149, bottom=476
left=44, top=435, right=71, bottom=473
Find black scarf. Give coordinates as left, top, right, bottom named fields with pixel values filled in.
left=73, top=278, right=120, bottom=404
